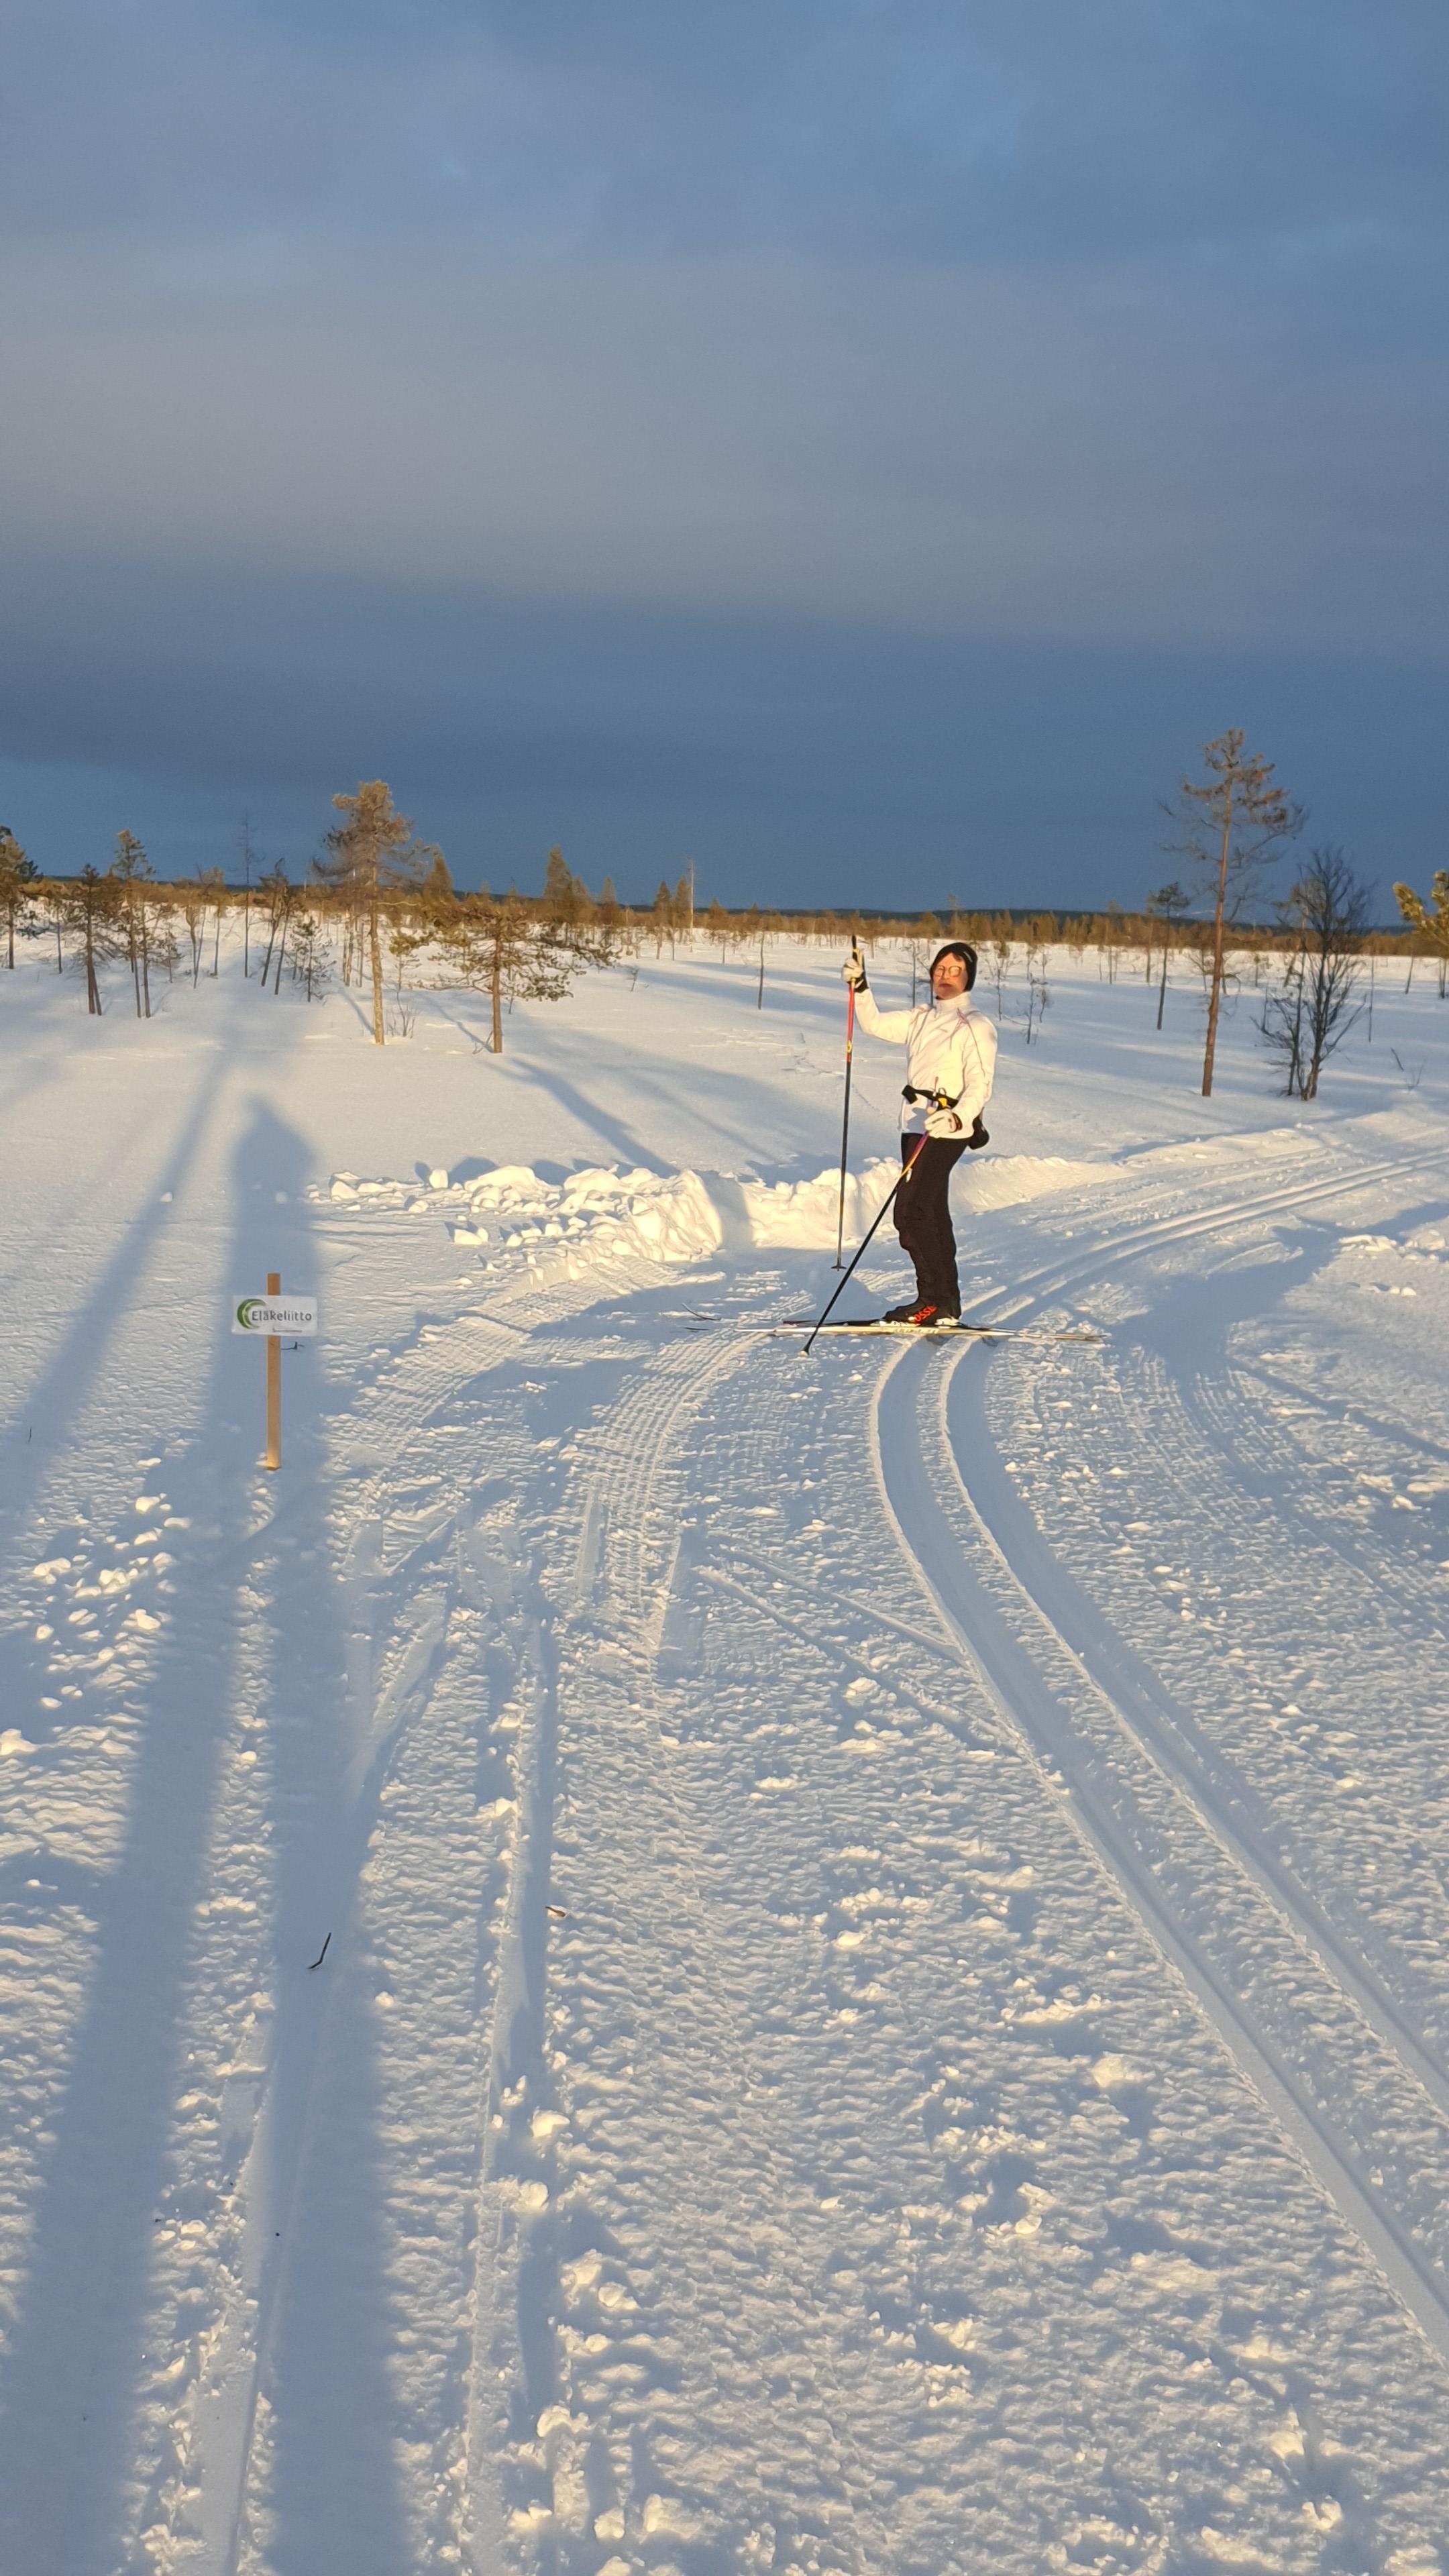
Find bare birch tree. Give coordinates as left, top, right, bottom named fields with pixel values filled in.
left=1260, top=847, right=1368, bottom=1099
left=989, top=927, right=1012, bottom=1020
left=1163, top=731, right=1300, bottom=1095
left=1024, top=918, right=1051, bottom=1043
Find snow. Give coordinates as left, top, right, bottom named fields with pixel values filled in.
left=1, top=932, right=1448, bottom=2574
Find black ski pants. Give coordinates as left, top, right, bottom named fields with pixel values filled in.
left=895, top=1132, right=968, bottom=1309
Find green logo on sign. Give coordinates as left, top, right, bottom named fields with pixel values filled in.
left=236, top=1297, right=267, bottom=1330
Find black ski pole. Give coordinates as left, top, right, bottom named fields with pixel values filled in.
left=834, top=938, right=862, bottom=1268
left=804, top=1136, right=928, bottom=1355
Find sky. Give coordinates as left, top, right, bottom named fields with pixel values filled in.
left=0, top=1, right=1444, bottom=910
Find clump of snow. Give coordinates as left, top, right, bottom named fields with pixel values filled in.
left=1090, top=2053, right=1136, bottom=2091
left=313, top=1150, right=1108, bottom=1280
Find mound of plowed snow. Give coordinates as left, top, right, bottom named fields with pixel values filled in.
left=316, top=1152, right=1107, bottom=1279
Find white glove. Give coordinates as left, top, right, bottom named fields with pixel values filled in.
left=842, top=949, right=867, bottom=990
left=925, top=1102, right=963, bottom=1138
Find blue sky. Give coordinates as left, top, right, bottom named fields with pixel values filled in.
left=1, top=2, right=1444, bottom=906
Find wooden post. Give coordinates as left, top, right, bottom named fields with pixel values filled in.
left=265, top=1270, right=282, bottom=1470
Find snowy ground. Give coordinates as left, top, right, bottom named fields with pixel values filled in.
left=1, top=933, right=1447, bottom=2576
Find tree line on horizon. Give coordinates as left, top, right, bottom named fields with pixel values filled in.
left=1, top=736, right=1446, bottom=1100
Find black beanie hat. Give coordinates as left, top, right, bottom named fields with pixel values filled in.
left=929, top=941, right=977, bottom=992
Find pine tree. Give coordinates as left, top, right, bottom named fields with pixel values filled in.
left=200, top=867, right=226, bottom=974
left=71, top=865, right=118, bottom=1015
left=1145, top=881, right=1190, bottom=1029
left=440, top=893, right=567, bottom=1055
left=316, top=781, right=428, bottom=1045
left=109, top=831, right=156, bottom=1018
left=422, top=847, right=455, bottom=906
left=1393, top=872, right=1449, bottom=1000
left=290, top=912, right=328, bottom=1002
left=176, top=875, right=208, bottom=985
left=542, top=847, right=593, bottom=936
left=0, top=832, right=39, bottom=969
left=441, top=875, right=617, bottom=1054
left=256, top=863, right=292, bottom=989
left=42, top=879, right=68, bottom=973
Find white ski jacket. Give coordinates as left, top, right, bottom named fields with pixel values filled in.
left=853, top=983, right=998, bottom=1136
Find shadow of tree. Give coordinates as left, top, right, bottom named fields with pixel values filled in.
left=0, top=1101, right=409, bottom=2576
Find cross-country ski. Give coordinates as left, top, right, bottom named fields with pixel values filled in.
left=777, top=1317, right=1103, bottom=1342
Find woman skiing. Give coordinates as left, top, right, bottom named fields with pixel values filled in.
left=843, top=939, right=997, bottom=1326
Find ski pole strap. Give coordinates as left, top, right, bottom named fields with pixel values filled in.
left=902, top=1083, right=961, bottom=1107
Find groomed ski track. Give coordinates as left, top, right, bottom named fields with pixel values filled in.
left=5, top=1110, right=1449, bottom=2573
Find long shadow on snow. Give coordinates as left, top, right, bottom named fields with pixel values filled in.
left=0, top=1062, right=218, bottom=1499
left=0, top=1053, right=232, bottom=2569
left=0, top=1104, right=409, bottom=2576
left=497, top=1054, right=664, bottom=1171
left=1119, top=1228, right=1340, bottom=1368
left=1120, top=1223, right=1448, bottom=1596
left=0, top=1096, right=272, bottom=2568
left=221, top=1108, right=413, bottom=2576
left=539, top=1021, right=840, bottom=1172
left=0, top=987, right=119, bottom=1130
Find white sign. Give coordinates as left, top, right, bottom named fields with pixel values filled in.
left=232, top=1295, right=318, bottom=1338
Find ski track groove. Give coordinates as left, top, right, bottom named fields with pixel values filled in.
left=158, top=1259, right=680, bottom=2571
left=857, top=1134, right=1449, bottom=2376
left=963, top=1358, right=1449, bottom=2228
left=402, top=1130, right=1449, bottom=2569
left=873, top=1338, right=1449, bottom=2366
left=963, top=1139, right=1444, bottom=1332
left=696, top=1554, right=1010, bottom=1758
left=1175, top=1351, right=1449, bottom=1640
left=594, top=1344, right=891, bottom=2557
left=625, top=1289, right=1449, bottom=2570
left=460, top=1538, right=561, bottom=2576
left=955, top=1345, right=1449, bottom=2091
left=1112, top=1355, right=1449, bottom=1955
left=496, top=1327, right=903, bottom=2572
left=145, top=1567, right=462, bottom=2575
